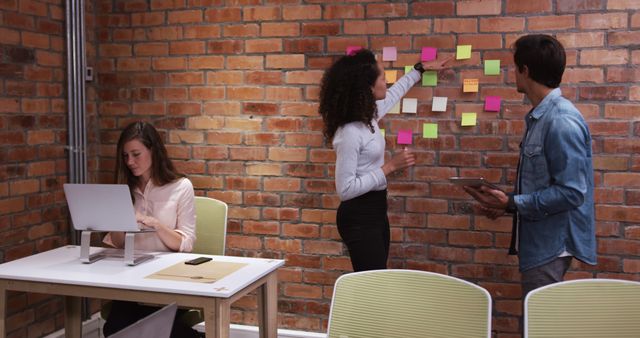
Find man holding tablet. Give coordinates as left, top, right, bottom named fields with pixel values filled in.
left=462, top=35, right=596, bottom=300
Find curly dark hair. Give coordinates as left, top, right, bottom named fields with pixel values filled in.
left=319, top=49, right=380, bottom=141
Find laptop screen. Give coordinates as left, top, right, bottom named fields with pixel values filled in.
left=63, top=184, right=141, bottom=232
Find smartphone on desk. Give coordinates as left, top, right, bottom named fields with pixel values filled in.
left=449, top=177, right=501, bottom=190
left=185, top=257, right=212, bottom=265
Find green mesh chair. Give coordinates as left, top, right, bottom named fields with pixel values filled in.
left=327, top=269, right=492, bottom=338
left=525, top=279, right=640, bottom=338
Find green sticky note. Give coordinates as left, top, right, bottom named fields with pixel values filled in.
left=456, top=45, right=472, bottom=60
left=484, top=60, right=500, bottom=75
left=380, top=128, right=385, bottom=137
left=423, top=123, right=438, bottom=139
left=421, top=71, right=437, bottom=86
left=404, top=65, right=413, bottom=74
left=461, top=112, right=477, bottom=126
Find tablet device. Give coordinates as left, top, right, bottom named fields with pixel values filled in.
left=449, top=177, right=500, bottom=190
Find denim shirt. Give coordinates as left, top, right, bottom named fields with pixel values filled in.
left=514, top=88, right=596, bottom=271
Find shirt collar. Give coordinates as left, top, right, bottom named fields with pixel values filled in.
left=529, top=87, right=561, bottom=120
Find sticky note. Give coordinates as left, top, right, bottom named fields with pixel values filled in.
left=388, top=102, right=400, bottom=114
left=461, top=113, right=477, bottom=126
left=421, top=47, right=437, bottom=62
left=397, top=129, right=413, bottom=145
left=432, top=96, right=448, bottom=112
left=404, top=65, right=413, bottom=74
left=484, top=96, right=501, bottom=112
left=346, top=46, right=362, bottom=55
left=380, top=128, right=385, bottom=137
left=422, top=71, right=437, bottom=87
left=385, top=70, right=398, bottom=84
left=382, top=47, right=397, bottom=61
left=402, top=98, right=418, bottom=113
left=484, top=60, right=500, bottom=75
left=423, top=123, right=438, bottom=139
left=463, top=79, right=479, bottom=92
left=456, top=45, right=472, bottom=60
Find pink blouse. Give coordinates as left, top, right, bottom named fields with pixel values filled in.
left=103, top=177, right=196, bottom=252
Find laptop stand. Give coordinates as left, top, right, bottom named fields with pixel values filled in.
left=80, top=231, right=154, bottom=266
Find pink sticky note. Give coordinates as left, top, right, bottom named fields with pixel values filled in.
left=397, top=129, right=413, bottom=145
left=421, top=47, right=437, bottom=62
left=382, top=47, right=397, bottom=61
left=484, top=96, right=501, bottom=112
left=346, top=46, right=362, bottom=56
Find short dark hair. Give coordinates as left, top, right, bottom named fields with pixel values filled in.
left=513, top=34, right=566, bottom=88
left=115, top=121, right=183, bottom=201
left=318, top=49, right=380, bottom=141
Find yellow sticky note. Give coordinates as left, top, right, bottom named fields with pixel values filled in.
left=423, top=123, right=438, bottom=139
left=456, top=45, right=472, bottom=60
left=461, top=113, right=477, bottom=126
left=380, top=128, right=385, bottom=137
left=388, top=102, right=400, bottom=114
left=385, top=70, right=397, bottom=84
left=404, top=65, right=413, bottom=74
left=463, top=79, right=479, bottom=93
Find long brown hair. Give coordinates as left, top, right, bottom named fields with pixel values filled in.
left=115, top=121, right=183, bottom=200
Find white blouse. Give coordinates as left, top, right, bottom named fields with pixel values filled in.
left=103, top=177, right=196, bottom=252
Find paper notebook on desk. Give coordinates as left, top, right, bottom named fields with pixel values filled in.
left=146, top=260, right=248, bottom=284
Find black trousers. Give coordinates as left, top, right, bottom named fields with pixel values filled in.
left=336, top=189, right=390, bottom=272
left=103, top=300, right=200, bottom=338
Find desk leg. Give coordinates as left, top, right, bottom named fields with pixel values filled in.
left=215, top=299, right=230, bottom=338
left=64, top=296, right=82, bottom=338
left=0, top=282, right=6, bottom=338
left=257, top=273, right=278, bottom=338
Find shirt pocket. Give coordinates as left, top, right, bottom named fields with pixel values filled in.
left=522, top=144, right=548, bottom=189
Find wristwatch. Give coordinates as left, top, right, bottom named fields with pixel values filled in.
left=413, top=62, right=426, bottom=74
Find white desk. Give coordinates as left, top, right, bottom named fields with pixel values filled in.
left=0, top=245, right=284, bottom=338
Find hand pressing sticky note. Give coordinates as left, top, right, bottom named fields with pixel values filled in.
left=421, top=47, right=437, bottom=62
left=456, top=45, right=472, bottom=60
left=463, top=79, right=479, bottom=93
left=422, top=71, right=437, bottom=87
left=484, top=96, right=501, bottom=112
left=385, top=70, right=398, bottom=84
left=461, top=113, right=477, bottom=126
left=423, top=123, right=438, bottom=139
left=397, top=129, right=413, bottom=145
left=382, top=47, right=397, bottom=61
left=346, top=46, right=362, bottom=55
left=402, top=98, right=418, bottom=113
left=432, top=96, right=448, bottom=112
left=404, top=65, right=413, bottom=74
left=484, top=60, right=500, bottom=75
left=388, top=101, right=400, bottom=114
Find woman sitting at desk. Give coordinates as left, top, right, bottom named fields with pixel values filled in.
left=102, top=121, right=199, bottom=338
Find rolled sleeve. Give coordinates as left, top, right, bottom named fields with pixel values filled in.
left=175, top=178, right=197, bottom=252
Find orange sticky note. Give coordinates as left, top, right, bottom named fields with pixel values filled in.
left=463, top=79, right=479, bottom=93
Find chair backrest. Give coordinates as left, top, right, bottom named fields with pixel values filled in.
left=525, top=278, right=640, bottom=338
left=327, top=269, right=492, bottom=338
left=193, top=196, right=228, bottom=255
left=108, top=303, right=177, bottom=338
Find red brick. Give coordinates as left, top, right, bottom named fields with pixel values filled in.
left=245, top=39, right=282, bottom=53
left=261, top=22, right=299, bottom=37
left=204, top=8, right=241, bottom=22
left=457, top=0, right=502, bottom=16
left=167, top=10, right=202, bottom=24
left=302, top=22, right=339, bottom=36
left=390, top=19, right=433, bottom=35
left=506, top=0, right=551, bottom=13
left=227, top=56, right=263, bottom=70
left=434, top=18, right=477, bottom=33
left=189, top=55, right=225, bottom=69
left=558, top=0, right=605, bottom=12
left=131, top=12, right=164, bottom=26
left=243, top=6, right=281, bottom=21
left=528, top=15, right=575, bottom=31
left=608, top=31, right=640, bottom=47
left=323, top=5, right=364, bottom=19
left=223, top=24, right=259, bottom=38
left=579, top=13, right=627, bottom=29
left=266, top=54, right=304, bottom=69
left=607, top=0, right=640, bottom=9
left=282, top=6, right=321, bottom=20
left=557, top=32, right=604, bottom=48
left=480, top=17, right=524, bottom=32
left=411, top=1, right=454, bottom=16
left=344, top=20, right=386, bottom=35
left=182, top=26, right=219, bottom=39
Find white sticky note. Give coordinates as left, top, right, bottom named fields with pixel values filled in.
left=402, top=98, right=418, bottom=114
left=382, top=47, right=397, bottom=61
left=432, top=96, right=447, bottom=112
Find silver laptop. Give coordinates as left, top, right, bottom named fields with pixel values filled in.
left=108, top=303, right=177, bottom=338
left=63, top=183, right=151, bottom=233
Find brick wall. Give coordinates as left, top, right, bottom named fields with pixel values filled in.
left=90, top=0, right=640, bottom=337
left=3, top=0, right=640, bottom=337
left=1, top=0, right=69, bottom=336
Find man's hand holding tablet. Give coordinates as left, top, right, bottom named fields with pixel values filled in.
left=451, top=177, right=510, bottom=220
